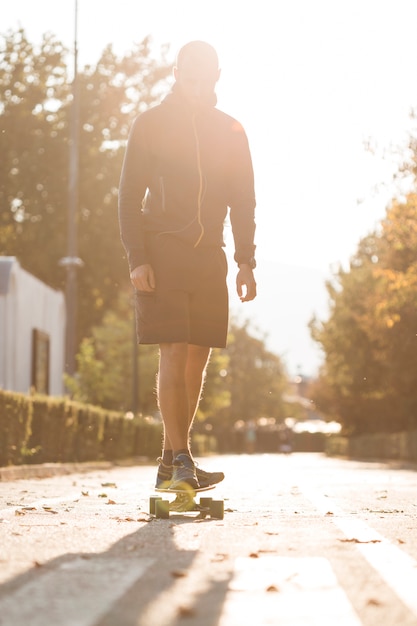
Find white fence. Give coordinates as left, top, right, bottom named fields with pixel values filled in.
left=0, top=257, right=66, bottom=395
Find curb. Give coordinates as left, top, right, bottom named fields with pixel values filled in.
left=0, top=457, right=151, bottom=482
left=0, top=462, right=114, bottom=481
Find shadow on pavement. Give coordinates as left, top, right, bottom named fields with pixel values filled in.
left=0, top=513, right=232, bottom=626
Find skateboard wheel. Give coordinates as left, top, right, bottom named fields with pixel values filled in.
left=199, top=497, right=213, bottom=507
left=209, top=500, right=224, bottom=520
left=149, top=496, right=162, bottom=515
left=155, top=499, right=170, bottom=519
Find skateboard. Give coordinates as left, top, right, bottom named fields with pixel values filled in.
left=149, top=485, right=224, bottom=519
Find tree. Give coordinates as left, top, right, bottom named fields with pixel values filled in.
left=310, top=192, right=417, bottom=434
left=0, top=28, right=172, bottom=343
left=0, top=29, right=70, bottom=279
left=216, top=319, right=287, bottom=425
left=367, top=194, right=417, bottom=430
left=65, top=288, right=159, bottom=414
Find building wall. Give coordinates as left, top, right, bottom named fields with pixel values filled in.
left=0, top=257, right=66, bottom=395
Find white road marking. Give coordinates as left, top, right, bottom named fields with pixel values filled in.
left=218, top=556, right=362, bottom=626
left=305, top=488, right=417, bottom=617
left=0, top=557, right=154, bottom=626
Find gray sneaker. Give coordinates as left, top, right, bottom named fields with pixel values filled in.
left=195, top=466, right=225, bottom=488
left=156, top=458, right=225, bottom=489
left=155, top=458, right=173, bottom=489
left=170, top=454, right=199, bottom=491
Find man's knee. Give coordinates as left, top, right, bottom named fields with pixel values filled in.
left=159, top=342, right=188, bottom=366
left=187, top=344, right=211, bottom=368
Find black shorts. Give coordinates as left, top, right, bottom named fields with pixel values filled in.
left=135, top=234, right=229, bottom=347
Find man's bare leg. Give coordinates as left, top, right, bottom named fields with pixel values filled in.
left=157, top=342, right=211, bottom=488
left=157, top=342, right=190, bottom=452
left=185, top=344, right=212, bottom=432
left=156, top=343, right=224, bottom=489
left=158, top=343, right=211, bottom=452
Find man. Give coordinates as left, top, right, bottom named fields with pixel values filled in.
left=118, top=41, right=256, bottom=491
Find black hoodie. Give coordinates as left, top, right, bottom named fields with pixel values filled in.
left=118, top=84, right=256, bottom=272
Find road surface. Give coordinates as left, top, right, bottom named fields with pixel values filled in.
left=1, top=453, right=417, bottom=625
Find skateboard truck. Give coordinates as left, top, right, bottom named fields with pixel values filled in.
left=149, top=489, right=224, bottom=519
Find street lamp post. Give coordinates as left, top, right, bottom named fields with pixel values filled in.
left=60, top=0, right=83, bottom=376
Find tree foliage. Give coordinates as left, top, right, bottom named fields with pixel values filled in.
left=64, top=288, right=159, bottom=414
left=310, top=191, right=417, bottom=435
left=211, top=320, right=288, bottom=426
left=0, top=28, right=172, bottom=342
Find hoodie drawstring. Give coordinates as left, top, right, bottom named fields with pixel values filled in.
left=191, top=113, right=205, bottom=248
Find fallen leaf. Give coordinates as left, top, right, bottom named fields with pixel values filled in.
left=101, top=482, right=117, bottom=488
left=171, top=570, right=187, bottom=578
left=42, top=507, right=59, bottom=514
left=106, top=499, right=116, bottom=505
left=339, top=538, right=381, bottom=544
left=259, top=549, right=278, bottom=554
left=178, top=606, right=195, bottom=617
left=211, top=553, right=228, bottom=562
left=81, top=491, right=89, bottom=497
left=369, top=509, right=403, bottom=514
left=266, top=585, right=280, bottom=592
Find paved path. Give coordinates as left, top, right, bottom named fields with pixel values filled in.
left=1, top=453, right=417, bottom=625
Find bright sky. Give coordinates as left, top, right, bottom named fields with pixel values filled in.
left=3, top=0, right=417, bottom=376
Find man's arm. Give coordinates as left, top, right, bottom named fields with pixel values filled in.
left=236, top=263, right=257, bottom=302
left=118, top=116, right=150, bottom=272
left=227, top=120, right=257, bottom=302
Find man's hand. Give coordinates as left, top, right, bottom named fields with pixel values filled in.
left=236, top=265, right=257, bottom=302
left=130, top=264, right=156, bottom=292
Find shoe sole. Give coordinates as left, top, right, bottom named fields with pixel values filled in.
left=170, top=479, right=199, bottom=492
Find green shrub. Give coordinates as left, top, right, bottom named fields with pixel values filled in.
left=0, top=391, right=32, bottom=465
left=0, top=389, right=165, bottom=467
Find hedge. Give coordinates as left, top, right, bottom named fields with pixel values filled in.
left=0, top=389, right=163, bottom=467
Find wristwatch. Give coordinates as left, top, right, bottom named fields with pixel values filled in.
left=238, top=257, right=256, bottom=270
